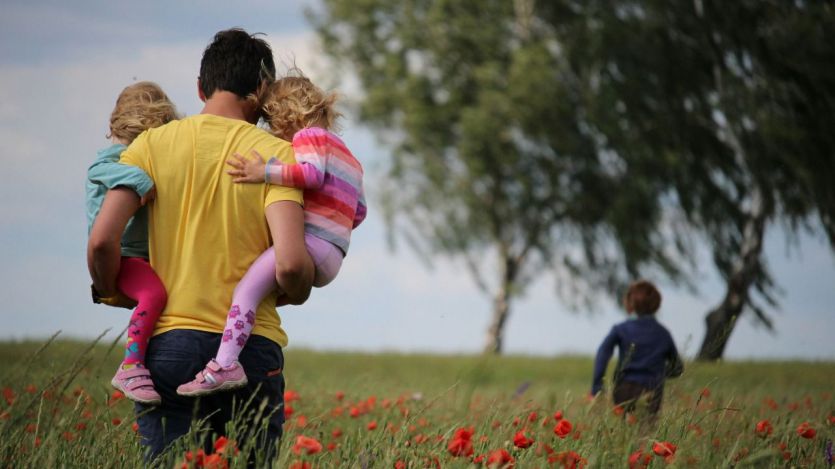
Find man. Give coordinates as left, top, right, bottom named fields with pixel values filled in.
left=88, top=28, right=313, bottom=464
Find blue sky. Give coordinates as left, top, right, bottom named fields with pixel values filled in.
left=1, top=1, right=833, bottom=360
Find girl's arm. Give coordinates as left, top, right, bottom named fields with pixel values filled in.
left=88, top=155, right=154, bottom=198
left=353, top=187, right=368, bottom=229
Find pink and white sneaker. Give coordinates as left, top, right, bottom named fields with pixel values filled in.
left=176, top=359, right=248, bottom=397
left=111, top=366, right=161, bottom=405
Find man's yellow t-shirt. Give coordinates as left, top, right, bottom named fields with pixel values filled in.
left=120, top=114, right=302, bottom=347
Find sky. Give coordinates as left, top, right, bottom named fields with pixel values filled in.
left=1, top=0, right=833, bottom=361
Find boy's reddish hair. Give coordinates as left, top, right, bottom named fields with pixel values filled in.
left=623, top=280, right=662, bottom=316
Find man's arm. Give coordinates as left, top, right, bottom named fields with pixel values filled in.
left=265, top=201, right=314, bottom=305
left=88, top=188, right=140, bottom=297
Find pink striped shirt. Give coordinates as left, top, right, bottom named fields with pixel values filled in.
left=265, top=127, right=366, bottom=254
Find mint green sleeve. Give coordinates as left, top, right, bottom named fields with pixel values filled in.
left=87, top=157, right=154, bottom=196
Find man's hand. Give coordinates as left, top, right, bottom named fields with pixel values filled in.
left=92, top=285, right=138, bottom=309
left=140, top=186, right=157, bottom=206
left=227, top=150, right=267, bottom=183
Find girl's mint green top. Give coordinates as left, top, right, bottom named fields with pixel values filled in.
left=85, top=143, right=154, bottom=259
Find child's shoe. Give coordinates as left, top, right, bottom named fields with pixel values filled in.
left=111, top=366, right=161, bottom=405
left=176, top=359, right=248, bottom=397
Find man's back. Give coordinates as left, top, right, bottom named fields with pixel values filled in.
left=121, top=114, right=301, bottom=346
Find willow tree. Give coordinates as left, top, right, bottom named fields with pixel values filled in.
left=310, top=0, right=689, bottom=353
left=574, top=0, right=835, bottom=360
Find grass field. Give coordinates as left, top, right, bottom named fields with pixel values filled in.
left=0, top=337, right=832, bottom=468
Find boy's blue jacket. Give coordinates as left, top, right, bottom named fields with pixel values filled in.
left=591, top=316, right=683, bottom=395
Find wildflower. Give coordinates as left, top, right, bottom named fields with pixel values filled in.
left=628, top=449, right=652, bottom=469
left=448, top=427, right=474, bottom=457
left=700, top=388, right=711, bottom=398
left=755, top=419, right=773, bottom=438
left=112, top=418, right=122, bottom=426
left=75, top=422, right=87, bottom=431
left=394, top=461, right=406, bottom=469
left=24, top=384, right=37, bottom=394
left=553, top=410, right=564, bottom=421
left=332, top=428, right=343, bottom=438
left=296, top=415, right=308, bottom=428
left=513, top=429, right=534, bottom=449
left=284, top=404, right=294, bottom=419
left=349, top=406, right=360, bottom=418
left=554, top=419, right=573, bottom=439
left=61, top=431, right=75, bottom=442
left=335, top=391, right=345, bottom=401
left=367, top=420, right=378, bottom=431
left=326, top=442, right=337, bottom=451
left=3, top=387, right=15, bottom=406
left=284, top=390, right=300, bottom=402
left=202, top=453, right=228, bottom=469
left=796, top=422, right=816, bottom=439
left=292, top=435, right=323, bottom=455
left=132, top=422, right=139, bottom=433
left=214, top=436, right=239, bottom=455
left=652, top=441, right=677, bottom=458
left=613, top=405, right=625, bottom=416
left=486, top=448, right=515, bottom=468
left=527, top=411, right=538, bottom=422
left=551, top=450, right=587, bottom=469
left=288, top=462, right=311, bottom=469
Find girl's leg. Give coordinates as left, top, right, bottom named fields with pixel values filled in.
left=305, top=234, right=344, bottom=287
left=117, top=257, right=167, bottom=367
left=215, top=248, right=277, bottom=367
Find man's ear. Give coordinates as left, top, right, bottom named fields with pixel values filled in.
left=197, top=79, right=207, bottom=102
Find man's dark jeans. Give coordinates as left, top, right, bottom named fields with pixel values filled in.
left=135, top=329, right=285, bottom=465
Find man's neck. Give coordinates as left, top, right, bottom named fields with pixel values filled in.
left=200, top=91, right=254, bottom=123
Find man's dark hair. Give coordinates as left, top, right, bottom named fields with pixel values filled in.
left=199, top=28, right=276, bottom=99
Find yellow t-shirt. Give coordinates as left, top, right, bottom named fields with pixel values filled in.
left=120, top=114, right=302, bottom=346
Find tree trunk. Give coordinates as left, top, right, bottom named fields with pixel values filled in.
left=697, top=188, right=768, bottom=361
left=483, top=256, right=518, bottom=354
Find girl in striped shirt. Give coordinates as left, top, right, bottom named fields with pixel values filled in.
left=177, top=74, right=366, bottom=396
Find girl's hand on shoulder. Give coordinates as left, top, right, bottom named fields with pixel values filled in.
left=226, top=150, right=267, bottom=183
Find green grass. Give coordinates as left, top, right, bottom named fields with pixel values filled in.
left=0, top=338, right=832, bottom=468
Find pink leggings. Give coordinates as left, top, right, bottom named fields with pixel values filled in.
left=117, top=257, right=167, bottom=366
left=214, top=234, right=342, bottom=367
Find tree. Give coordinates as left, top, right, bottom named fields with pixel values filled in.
left=310, top=0, right=690, bottom=353
left=571, top=0, right=835, bottom=360
left=310, top=0, right=835, bottom=357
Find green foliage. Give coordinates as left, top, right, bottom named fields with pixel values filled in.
left=1, top=339, right=833, bottom=467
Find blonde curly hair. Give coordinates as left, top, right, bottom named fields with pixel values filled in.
left=260, top=72, right=341, bottom=141
left=109, top=81, right=178, bottom=143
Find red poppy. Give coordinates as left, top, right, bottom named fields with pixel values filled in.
left=132, top=422, right=139, bottom=433
left=327, top=442, right=337, bottom=451
left=288, top=462, right=311, bottom=469
left=335, top=391, right=345, bottom=401
left=652, top=441, right=677, bottom=458
left=628, top=449, right=652, bottom=469
left=527, top=411, right=538, bottom=422
left=513, top=430, right=535, bottom=449
left=796, top=422, right=816, bottom=439
left=284, top=404, right=294, bottom=419
left=554, top=419, right=573, bottom=439
left=202, top=453, right=228, bottom=469
left=486, top=448, right=515, bottom=468
left=292, top=435, right=323, bottom=455
left=367, top=420, right=378, bottom=431
left=349, top=406, right=360, bottom=418
left=284, top=390, right=300, bottom=402
left=214, top=436, right=239, bottom=456
left=755, top=419, right=773, bottom=437
left=332, top=428, right=343, bottom=438
left=111, top=418, right=122, bottom=426
left=553, top=410, right=564, bottom=421
left=24, top=384, right=37, bottom=394
left=394, top=461, right=406, bottom=469
left=612, top=405, right=625, bottom=416
left=550, top=450, right=586, bottom=469
left=448, top=427, right=474, bottom=457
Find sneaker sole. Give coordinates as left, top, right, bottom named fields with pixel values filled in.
left=111, top=379, right=162, bottom=406
left=176, top=378, right=249, bottom=397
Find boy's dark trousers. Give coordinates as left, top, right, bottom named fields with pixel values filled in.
left=613, top=380, right=663, bottom=415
